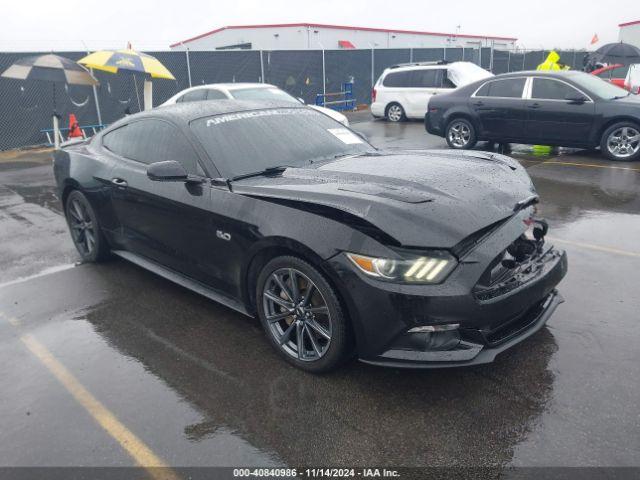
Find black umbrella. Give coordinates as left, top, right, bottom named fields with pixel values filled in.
left=591, top=42, right=640, bottom=65
left=1, top=54, right=98, bottom=148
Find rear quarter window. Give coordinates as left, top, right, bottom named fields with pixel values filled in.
left=475, top=78, right=526, bottom=98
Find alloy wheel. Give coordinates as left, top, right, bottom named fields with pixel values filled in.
left=67, top=197, right=96, bottom=256
left=448, top=121, right=472, bottom=148
left=387, top=105, right=403, bottom=122
left=262, top=268, right=332, bottom=362
left=607, top=126, right=640, bottom=159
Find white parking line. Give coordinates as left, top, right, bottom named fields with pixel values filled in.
left=548, top=237, right=640, bottom=258
left=0, top=263, right=77, bottom=289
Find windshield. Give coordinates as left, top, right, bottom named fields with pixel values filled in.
left=190, top=108, right=373, bottom=178
left=230, top=87, right=300, bottom=104
left=569, top=72, right=630, bottom=99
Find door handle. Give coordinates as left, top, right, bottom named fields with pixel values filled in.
left=528, top=103, right=541, bottom=109
left=111, top=178, right=128, bottom=188
left=472, top=101, right=484, bottom=107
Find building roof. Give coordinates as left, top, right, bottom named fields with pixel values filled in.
left=170, top=23, right=517, bottom=48
left=619, top=20, right=640, bottom=27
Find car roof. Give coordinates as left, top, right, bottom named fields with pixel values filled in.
left=109, top=100, right=309, bottom=130
left=488, top=70, right=589, bottom=79
left=383, top=61, right=462, bottom=73
left=183, top=82, right=274, bottom=91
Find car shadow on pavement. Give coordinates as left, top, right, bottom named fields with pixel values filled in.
left=78, top=259, right=558, bottom=468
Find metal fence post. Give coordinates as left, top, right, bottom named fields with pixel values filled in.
left=409, top=48, right=413, bottom=63
left=444, top=47, right=447, bottom=61
left=185, top=47, right=192, bottom=87
left=90, top=69, right=102, bottom=126
left=507, top=50, right=511, bottom=72
left=259, top=50, right=265, bottom=83
left=322, top=49, right=326, bottom=98
left=489, top=41, right=494, bottom=72
left=371, top=49, right=375, bottom=89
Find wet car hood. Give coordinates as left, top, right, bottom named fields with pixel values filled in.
left=231, top=150, right=537, bottom=248
left=608, top=94, right=640, bottom=106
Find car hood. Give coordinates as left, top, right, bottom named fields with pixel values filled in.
left=231, top=150, right=537, bottom=248
left=448, top=62, right=493, bottom=87
left=608, top=93, right=640, bottom=106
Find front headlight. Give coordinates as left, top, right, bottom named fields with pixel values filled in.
left=346, top=251, right=457, bottom=284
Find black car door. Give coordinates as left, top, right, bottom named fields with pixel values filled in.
left=469, top=77, right=528, bottom=140
left=106, top=119, right=224, bottom=288
left=524, top=77, right=595, bottom=145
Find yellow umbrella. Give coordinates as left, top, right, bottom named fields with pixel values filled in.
left=77, top=49, right=175, bottom=80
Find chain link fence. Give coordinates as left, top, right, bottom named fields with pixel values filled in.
left=0, top=47, right=589, bottom=151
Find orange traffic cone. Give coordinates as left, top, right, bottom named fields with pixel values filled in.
left=68, top=114, right=83, bottom=139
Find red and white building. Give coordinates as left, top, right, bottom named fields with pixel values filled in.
left=619, top=20, right=640, bottom=48
left=170, top=23, right=517, bottom=51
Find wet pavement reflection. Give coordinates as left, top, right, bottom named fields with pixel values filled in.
left=0, top=123, right=639, bottom=468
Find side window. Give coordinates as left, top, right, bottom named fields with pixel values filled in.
left=179, top=90, right=208, bottom=103
left=383, top=71, right=411, bottom=87
left=411, top=69, right=441, bottom=88
left=206, top=89, right=228, bottom=100
left=532, top=78, right=581, bottom=100
left=475, top=82, right=492, bottom=97
left=476, top=78, right=526, bottom=98
left=102, top=126, right=128, bottom=156
left=110, top=120, right=200, bottom=174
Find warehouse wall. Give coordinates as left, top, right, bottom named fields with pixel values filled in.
left=171, top=26, right=515, bottom=51
left=619, top=23, right=640, bottom=48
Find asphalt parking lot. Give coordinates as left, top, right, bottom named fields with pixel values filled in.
left=1, top=116, right=639, bottom=474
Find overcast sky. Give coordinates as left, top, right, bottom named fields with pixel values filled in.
left=1, top=0, right=635, bottom=51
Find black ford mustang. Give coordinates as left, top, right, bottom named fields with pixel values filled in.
left=425, top=70, right=640, bottom=161
left=54, top=100, right=567, bottom=372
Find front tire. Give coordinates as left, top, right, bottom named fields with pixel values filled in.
left=601, top=122, right=640, bottom=161
left=256, top=256, right=351, bottom=373
left=386, top=103, right=406, bottom=123
left=445, top=118, right=477, bottom=150
left=64, top=190, right=110, bottom=263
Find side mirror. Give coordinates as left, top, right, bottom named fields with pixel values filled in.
left=147, top=160, right=188, bottom=182
left=565, top=93, right=587, bottom=104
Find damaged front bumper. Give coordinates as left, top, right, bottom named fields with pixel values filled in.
left=360, top=288, right=564, bottom=368
left=326, top=211, right=568, bottom=369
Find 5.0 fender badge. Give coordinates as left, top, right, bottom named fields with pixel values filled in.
left=216, top=230, right=231, bottom=241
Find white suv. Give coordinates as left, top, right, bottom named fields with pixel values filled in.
left=162, top=83, right=349, bottom=126
left=371, top=61, right=492, bottom=122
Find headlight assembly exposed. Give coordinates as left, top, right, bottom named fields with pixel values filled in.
left=346, top=251, right=457, bottom=284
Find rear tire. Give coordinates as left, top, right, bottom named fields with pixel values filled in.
left=445, top=118, right=477, bottom=150
left=386, top=103, right=406, bottom=123
left=64, top=190, right=110, bottom=263
left=256, top=255, right=351, bottom=373
left=600, top=122, right=640, bottom=161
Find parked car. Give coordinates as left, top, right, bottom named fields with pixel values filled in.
left=425, top=70, right=640, bottom=161
left=371, top=61, right=493, bottom=122
left=162, top=83, right=349, bottom=126
left=590, top=64, right=628, bottom=90
left=625, top=64, right=640, bottom=94
left=54, top=101, right=567, bottom=372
